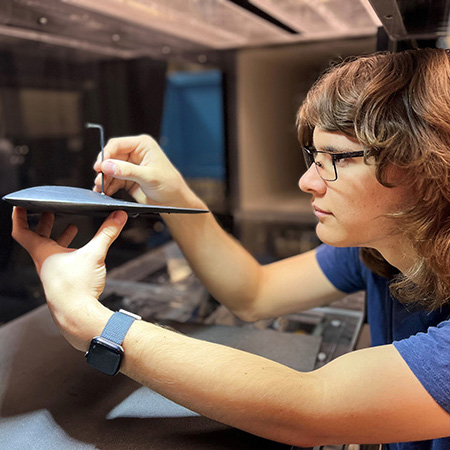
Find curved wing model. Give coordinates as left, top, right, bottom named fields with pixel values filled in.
left=2, top=186, right=209, bottom=216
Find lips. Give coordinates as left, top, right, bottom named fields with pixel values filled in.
left=312, top=204, right=332, bottom=215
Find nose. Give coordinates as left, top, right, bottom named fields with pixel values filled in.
left=299, top=164, right=327, bottom=194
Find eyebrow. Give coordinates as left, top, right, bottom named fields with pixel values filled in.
left=316, top=145, right=361, bottom=154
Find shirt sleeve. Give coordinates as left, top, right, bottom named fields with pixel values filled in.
left=315, top=244, right=366, bottom=293
left=393, top=320, right=450, bottom=414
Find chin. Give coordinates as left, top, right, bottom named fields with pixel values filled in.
left=315, top=225, right=352, bottom=248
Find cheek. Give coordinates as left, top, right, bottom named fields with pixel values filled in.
left=365, top=165, right=412, bottom=212
left=343, top=182, right=404, bottom=223
left=358, top=185, right=408, bottom=229
left=377, top=184, right=410, bottom=213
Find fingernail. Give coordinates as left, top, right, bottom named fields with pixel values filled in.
left=102, top=161, right=116, bottom=175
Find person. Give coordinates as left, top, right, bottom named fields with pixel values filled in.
left=11, top=48, right=450, bottom=449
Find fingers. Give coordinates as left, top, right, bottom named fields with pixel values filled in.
left=11, top=206, right=28, bottom=243
left=83, top=210, right=127, bottom=259
left=100, top=159, right=148, bottom=184
left=13, top=206, right=76, bottom=251
left=57, top=224, right=78, bottom=247
left=14, top=209, right=70, bottom=244
left=94, top=159, right=148, bottom=197
left=93, top=135, right=151, bottom=172
left=91, top=135, right=174, bottom=202
left=93, top=171, right=126, bottom=197
left=11, top=208, right=59, bottom=273
left=35, top=212, right=55, bottom=238
left=12, top=206, right=29, bottom=231
left=11, top=207, right=35, bottom=251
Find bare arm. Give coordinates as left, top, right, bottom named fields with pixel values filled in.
left=164, top=209, right=342, bottom=320
left=121, top=322, right=450, bottom=446
left=12, top=208, right=450, bottom=447
left=93, top=135, right=344, bottom=320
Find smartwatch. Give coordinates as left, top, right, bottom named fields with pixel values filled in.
left=85, top=309, right=141, bottom=376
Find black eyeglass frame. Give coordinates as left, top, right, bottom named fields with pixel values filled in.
left=302, top=145, right=366, bottom=182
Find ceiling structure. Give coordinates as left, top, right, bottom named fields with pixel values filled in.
left=370, top=0, right=450, bottom=41
left=0, top=0, right=380, bottom=61
left=0, top=1, right=447, bottom=61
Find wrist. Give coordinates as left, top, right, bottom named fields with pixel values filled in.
left=166, top=174, right=208, bottom=210
left=49, top=297, right=112, bottom=352
left=80, top=302, right=114, bottom=350
left=85, top=309, right=142, bottom=376
left=163, top=182, right=208, bottom=213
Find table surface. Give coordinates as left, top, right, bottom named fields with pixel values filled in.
left=0, top=304, right=321, bottom=450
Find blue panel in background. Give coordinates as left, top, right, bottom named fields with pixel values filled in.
left=160, top=70, right=225, bottom=179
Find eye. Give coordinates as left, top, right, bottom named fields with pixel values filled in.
left=332, top=154, right=350, bottom=166
left=332, top=152, right=362, bottom=166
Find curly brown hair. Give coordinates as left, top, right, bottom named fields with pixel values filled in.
left=297, top=48, right=450, bottom=310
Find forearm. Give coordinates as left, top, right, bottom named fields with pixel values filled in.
left=45, top=293, right=322, bottom=446
left=120, top=319, right=323, bottom=447
left=161, top=192, right=263, bottom=320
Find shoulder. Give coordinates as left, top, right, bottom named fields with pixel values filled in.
left=394, top=318, right=450, bottom=414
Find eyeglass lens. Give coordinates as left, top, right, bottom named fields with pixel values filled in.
left=303, top=148, right=337, bottom=181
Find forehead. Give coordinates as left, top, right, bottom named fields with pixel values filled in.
left=313, top=128, right=363, bottom=152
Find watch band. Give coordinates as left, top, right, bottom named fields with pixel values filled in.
left=101, top=309, right=142, bottom=345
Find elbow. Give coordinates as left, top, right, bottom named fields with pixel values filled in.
left=268, top=423, right=333, bottom=448
left=290, top=438, right=321, bottom=448
left=258, top=424, right=329, bottom=448
left=230, top=308, right=259, bottom=323
left=225, top=271, right=268, bottom=322
left=230, top=293, right=272, bottom=322
left=229, top=304, right=264, bottom=323
left=290, top=433, right=341, bottom=448
left=291, top=433, right=328, bottom=448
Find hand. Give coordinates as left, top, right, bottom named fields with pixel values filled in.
left=11, top=207, right=128, bottom=351
left=93, top=135, right=199, bottom=208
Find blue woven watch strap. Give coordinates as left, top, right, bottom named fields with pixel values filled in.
left=100, top=310, right=140, bottom=345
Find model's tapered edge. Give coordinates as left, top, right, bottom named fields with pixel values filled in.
left=2, top=186, right=210, bottom=216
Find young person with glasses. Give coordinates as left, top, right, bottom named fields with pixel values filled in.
left=12, top=48, right=450, bottom=449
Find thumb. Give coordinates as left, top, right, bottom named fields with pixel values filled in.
left=101, top=159, right=148, bottom=183
left=83, top=210, right=128, bottom=258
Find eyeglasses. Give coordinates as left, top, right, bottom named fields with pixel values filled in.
left=302, top=146, right=365, bottom=182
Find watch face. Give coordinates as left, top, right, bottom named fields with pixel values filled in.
left=86, top=337, right=123, bottom=376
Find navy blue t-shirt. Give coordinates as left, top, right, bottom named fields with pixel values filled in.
left=315, top=244, right=450, bottom=449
